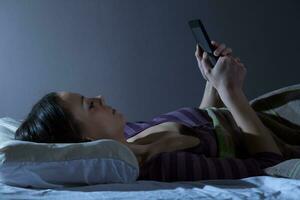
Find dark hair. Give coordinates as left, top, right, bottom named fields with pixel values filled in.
left=15, top=92, right=90, bottom=143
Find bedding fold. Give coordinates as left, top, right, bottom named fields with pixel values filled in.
left=205, top=84, right=300, bottom=160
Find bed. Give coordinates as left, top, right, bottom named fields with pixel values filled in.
left=1, top=84, right=300, bottom=200
left=0, top=176, right=299, bottom=199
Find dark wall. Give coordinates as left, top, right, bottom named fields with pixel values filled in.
left=0, top=0, right=299, bottom=121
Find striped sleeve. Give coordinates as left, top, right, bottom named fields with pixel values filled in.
left=137, top=151, right=285, bottom=181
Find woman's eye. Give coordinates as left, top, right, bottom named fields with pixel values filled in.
left=89, top=101, right=94, bottom=109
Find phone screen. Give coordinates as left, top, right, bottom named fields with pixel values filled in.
left=190, top=26, right=213, bottom=54
left=189, top=19, right=218, bottom=65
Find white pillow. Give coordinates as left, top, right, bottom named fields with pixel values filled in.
left=0, top=117, right=139, bottom=189
left=264, top=159, right=300, bottom=179
left=0, top=117, right=22, bottom=142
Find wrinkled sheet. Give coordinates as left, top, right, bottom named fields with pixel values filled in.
left=0, top=176, right=299, bottom=200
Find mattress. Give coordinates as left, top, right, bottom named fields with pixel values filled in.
left=0, top=176, right=299, bottom=199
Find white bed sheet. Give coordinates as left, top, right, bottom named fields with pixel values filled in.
left=0, top=176, right=299, bottom=200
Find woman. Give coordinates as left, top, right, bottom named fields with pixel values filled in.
left=15, top=41, right=285, bottom=181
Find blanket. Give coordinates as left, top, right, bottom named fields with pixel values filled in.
left=204, top=84, right=300, bottom=159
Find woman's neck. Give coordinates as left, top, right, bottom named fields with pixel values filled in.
left=122, top=141, right=151, bottom=165
left=122, top=141, right=148, bottom=155
left=117, top=133, right=151, bottom=165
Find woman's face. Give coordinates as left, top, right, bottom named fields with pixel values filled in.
left=57, top=91, right=127, bottom=143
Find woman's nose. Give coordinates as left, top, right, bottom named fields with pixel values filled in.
left=95, top=95, right=105, bottom=104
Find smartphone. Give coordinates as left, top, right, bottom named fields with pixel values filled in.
left=188, top=19, right=218, bottom=65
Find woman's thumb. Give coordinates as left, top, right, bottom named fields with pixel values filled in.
left=201, top=52, right=213, bottom=78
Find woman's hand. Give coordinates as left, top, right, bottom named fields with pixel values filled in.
left=206, top=54, right=246, bottom=92
left=195, top=41, right=233, bottom=82
left=196, top=42, right=246, bottom=92
left=196, top=41, right=234, bottom=109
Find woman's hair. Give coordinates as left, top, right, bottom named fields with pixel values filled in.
left=15, top=92, right=90, bottom=143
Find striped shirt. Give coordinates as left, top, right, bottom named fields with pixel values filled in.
left=124, top=107, right=285, bottom=181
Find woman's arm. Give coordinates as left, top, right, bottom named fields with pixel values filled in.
left=219, top=86, right=282, bottom=155
left=199, top=81, right=225, bottom=109
left=195, top=41, right=231, bottom=109
left=200, top=52, right=282, bottom=156
left=195, top=40, right=282, bottom=156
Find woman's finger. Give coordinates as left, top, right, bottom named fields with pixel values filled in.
left=214, top=43, right=226, bottom=56
left=212, top=41, right=233, bottom=56
left=211, top=40, right=219, bottom=47
left=235, top=57, right=241, bottom=63
left=195, top=51, right=209, bottom=81
left=195, top=44, right=204, bottom=60
left=221, top=48, right=232, bottom=56
left=201, top=52, right=213, bottom=78
left=217, top=47, right=232, bottom=57
left=232, top=57, right=246, bottom=69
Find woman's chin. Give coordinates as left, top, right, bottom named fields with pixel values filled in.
left=118, top=112, right=125, bottom=119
